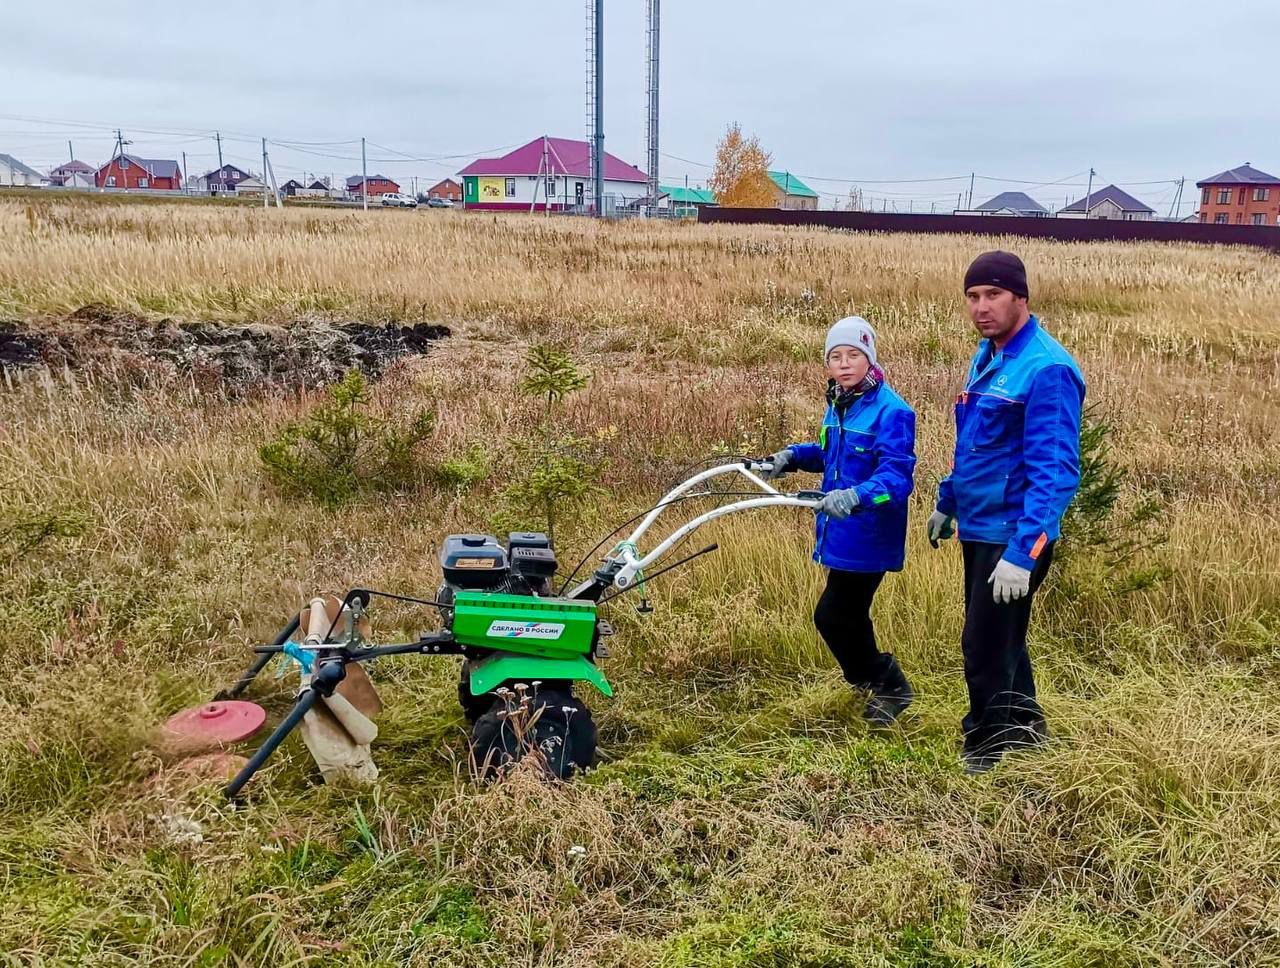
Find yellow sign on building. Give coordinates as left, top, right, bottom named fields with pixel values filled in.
left=478, top=178, right=505, bottom=201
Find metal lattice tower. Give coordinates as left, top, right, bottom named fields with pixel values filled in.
left=585, top=0, right=595, bottom=210
left=645, top=0, right=660, bottom=214
left=584, top=0, right=603, bottom=215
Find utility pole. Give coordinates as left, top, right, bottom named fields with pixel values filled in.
left=181, top=151, right=188, bottom=194
left=67, top=140, right=74, bottom=165
left=361, top=137, right=368, bottom=211
left=264, top=143, right=282, bottom=208
left=1083, top=167, right=1095, bottom=220
left=215, top=131, right=223, bottom=171
left=967, top=172, right=975, bottom=209
left=1168, top=176, right=1185, bottom=220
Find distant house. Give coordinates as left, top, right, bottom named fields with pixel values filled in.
left=1195, top=163, right=1280, bottom=226
left=296, top=178, right=340, bottom=199
left=459, top=135, right=647, bottom=211
left=346, top=174, right=400, bottom=197
left=49, top=160, right=95, bottom=188
left=233, top=175, right=267, bottom=196
left=95, top=154, right=182, bottom=191
left=425, top=178, right=462, bottom=201
left=1057, top=185, right=1153, bottom=221
left=0, top=153, right=47, bottom=187
left=767, top=171, right=819, bottom=211
left=959, top=191, right=1050, bottom=218
left=197, top=164, right=252, bottom=195
left=280, top=179, right=304, bottom=197
left=660, top=184, right=717, bottom=216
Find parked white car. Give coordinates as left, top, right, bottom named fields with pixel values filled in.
left=379, top=193, right=418, bottom=208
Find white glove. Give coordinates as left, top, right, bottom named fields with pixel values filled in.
left=759, top=449, right=793, bottom=481
left=988, top=558, right=1032, bottom=604
left=819, top=488, right=860, bottom=519
left=926, top=510, right=956, bottom=548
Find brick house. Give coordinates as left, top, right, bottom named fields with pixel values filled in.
left=95, top=154, right=182, bottom=191
left=1196, top=163, right=1280, bottom=227
left=346, top=174, right=400, bottom=197
left=426, top=178, right=462, bottom=201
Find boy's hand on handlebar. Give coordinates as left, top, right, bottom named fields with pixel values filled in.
left=759, top=449, right=793, bottom=480
left=818, top=488, right=860, bottom=519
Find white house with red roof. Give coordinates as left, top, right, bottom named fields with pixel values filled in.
left=458, top=135, right=647, bottom=211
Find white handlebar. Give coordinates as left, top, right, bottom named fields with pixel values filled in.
left=608, top=462, right=823, bottom=590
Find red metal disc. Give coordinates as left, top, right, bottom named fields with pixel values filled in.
left=163, top=701, right=267, bottom=746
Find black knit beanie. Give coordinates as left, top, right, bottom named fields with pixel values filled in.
left=964, top=250, right=1029, bottom=299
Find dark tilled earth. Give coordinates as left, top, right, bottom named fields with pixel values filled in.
left=0, top=305, right=450, bottom=389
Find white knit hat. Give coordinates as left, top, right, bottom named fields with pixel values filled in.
left=824, top=316, right=878, bottom=368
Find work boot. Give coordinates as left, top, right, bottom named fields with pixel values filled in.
left=862, top=654, right=914, bottom=728
left=961, top=749, right=1000, bottom=775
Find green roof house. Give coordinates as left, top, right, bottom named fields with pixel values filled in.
left=767, top=170, right=819, bottom=210
left=659, top=183, right=717, bottom=216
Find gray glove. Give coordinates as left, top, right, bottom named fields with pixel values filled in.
left=819, top=488, right=860, bottom=519
left=989, top=558, right=1031, bottom=604
left=926, top=510, right=956, bottom=548
left=759, top=449, right=794, bottom=481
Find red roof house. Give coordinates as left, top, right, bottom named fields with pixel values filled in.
left=95, top=154, right=182, bottom=191
left=458, top=136, right=646, bottom=210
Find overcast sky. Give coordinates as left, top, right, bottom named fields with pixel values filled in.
left=3, top=0, right=1277, bottom=215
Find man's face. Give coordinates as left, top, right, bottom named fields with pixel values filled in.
left=826, top=346, right=870, bottom=389
left=965, top=285, right=1027, bottom=342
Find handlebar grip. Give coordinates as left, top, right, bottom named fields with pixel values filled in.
left=796, top=490, right=826, bottom=502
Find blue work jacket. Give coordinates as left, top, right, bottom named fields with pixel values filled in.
left=789, top=382, right=917, bottom=573
left=937, top=315, right=1086, bottom=570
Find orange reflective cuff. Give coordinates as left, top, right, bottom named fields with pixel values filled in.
left=1030, top=532, right=1048, bottom=560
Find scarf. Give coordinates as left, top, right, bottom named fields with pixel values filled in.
left=826, top=364, right=884, bottom=411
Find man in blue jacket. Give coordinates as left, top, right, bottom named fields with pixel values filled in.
left=766, top=317, right=918, bottom=726
left=927, top=251, right=1085, bottom=773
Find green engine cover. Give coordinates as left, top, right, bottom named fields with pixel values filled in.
left=452, top=591, right=597, bottom=658
left=452, top=591, right=610, bottom=697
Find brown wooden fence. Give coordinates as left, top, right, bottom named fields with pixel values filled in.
left=696, top=208, right=1280, bottom=253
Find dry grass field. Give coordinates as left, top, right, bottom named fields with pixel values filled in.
left=1, top=196, right=1278, bottom=966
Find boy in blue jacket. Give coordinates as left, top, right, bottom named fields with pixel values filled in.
left=765, top=317, right=918, bottom=726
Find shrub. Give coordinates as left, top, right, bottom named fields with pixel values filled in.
left=1058, top=406, right=1169, bottom=591
left=258, top=369, right=436, bottom=509
left=494, top=345, right=606, bottom=542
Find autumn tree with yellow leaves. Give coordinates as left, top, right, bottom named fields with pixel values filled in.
left=709, top=123, right=775, bottom=208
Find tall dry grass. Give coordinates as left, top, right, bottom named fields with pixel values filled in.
left=1, top=197, right=1278, bottom=965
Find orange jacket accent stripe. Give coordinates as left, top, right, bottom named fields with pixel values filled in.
left=1030, top=532, right=1048, bottom=560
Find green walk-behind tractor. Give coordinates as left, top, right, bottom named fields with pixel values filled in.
left=176, top=459, right=823, bottom=799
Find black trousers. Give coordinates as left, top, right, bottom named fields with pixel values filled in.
left=960, top=540, right=1055, bottom=757
left=813, top=569, right=889, bottom=688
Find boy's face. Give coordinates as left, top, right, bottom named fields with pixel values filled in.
left=826, top=346, right=870, bottom=389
